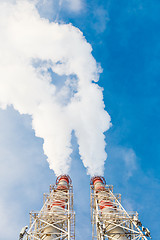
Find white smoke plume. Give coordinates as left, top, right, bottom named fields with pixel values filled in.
left=0, top=0, right=111, bottom=176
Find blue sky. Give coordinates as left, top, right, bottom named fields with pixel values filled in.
left=0, top=0, right=159, bottom=239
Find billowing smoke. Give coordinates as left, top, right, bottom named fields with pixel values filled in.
left=0, top=0, right=111, bottom=176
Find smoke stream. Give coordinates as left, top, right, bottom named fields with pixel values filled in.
left=0, top=0, right=111, bottom=176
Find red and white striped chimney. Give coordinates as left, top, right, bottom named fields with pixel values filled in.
left=44, top=175, right=72, bottom=240
left=50, top=175, right=71, bottom=210
left=91, top=176, right=114, bottom=210
left=91, top=176, right=128, bottom=240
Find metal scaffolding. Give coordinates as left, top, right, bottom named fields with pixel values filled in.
left=90, top=178, right=151, bottom=240
left=23, top=176, right=75, bottom=240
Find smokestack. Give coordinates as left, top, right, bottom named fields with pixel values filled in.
left=25, top=175, right=75, bottom=240
left=43, top=175, right=72, bottom=239
left=90, top=176, right=149, bottom=240
left=91, top=176, right=127, bottom=240
left=20, top=175, right=150, bottom=240
left=91, top=176, right=115, bottom=212
left=56, top=175, right=71, bottom=190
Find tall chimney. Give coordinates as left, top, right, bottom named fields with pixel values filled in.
left=24, top=175, right=75, bottom=240
left=90, top=176, right=149, bottom=240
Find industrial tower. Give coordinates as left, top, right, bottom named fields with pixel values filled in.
left=20, top=175, right=75, bottom=240
left=20, top=175, right=151, bottom=240
left=90, top=176, right=151, bottom=240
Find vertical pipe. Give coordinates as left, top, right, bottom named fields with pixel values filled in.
left=91, top=176, right=128, bottom=240
left=43, top=175, right=71, bottom=240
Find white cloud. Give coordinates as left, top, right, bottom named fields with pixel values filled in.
left=0, top=0, right=111, bottom=176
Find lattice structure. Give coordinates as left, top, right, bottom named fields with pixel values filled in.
left=90, top=177, right=151, bottom=240
left=23, top=175, right=75, bottom=240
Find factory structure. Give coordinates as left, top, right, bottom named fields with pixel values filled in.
left=90, top=176, right=151, bottom=240
left=20, top=175, right=151, bottom=240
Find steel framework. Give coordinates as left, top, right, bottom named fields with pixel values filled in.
left=23, top=180, right=75, bottom=240
left=90, top=181, right=150, bottom=240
